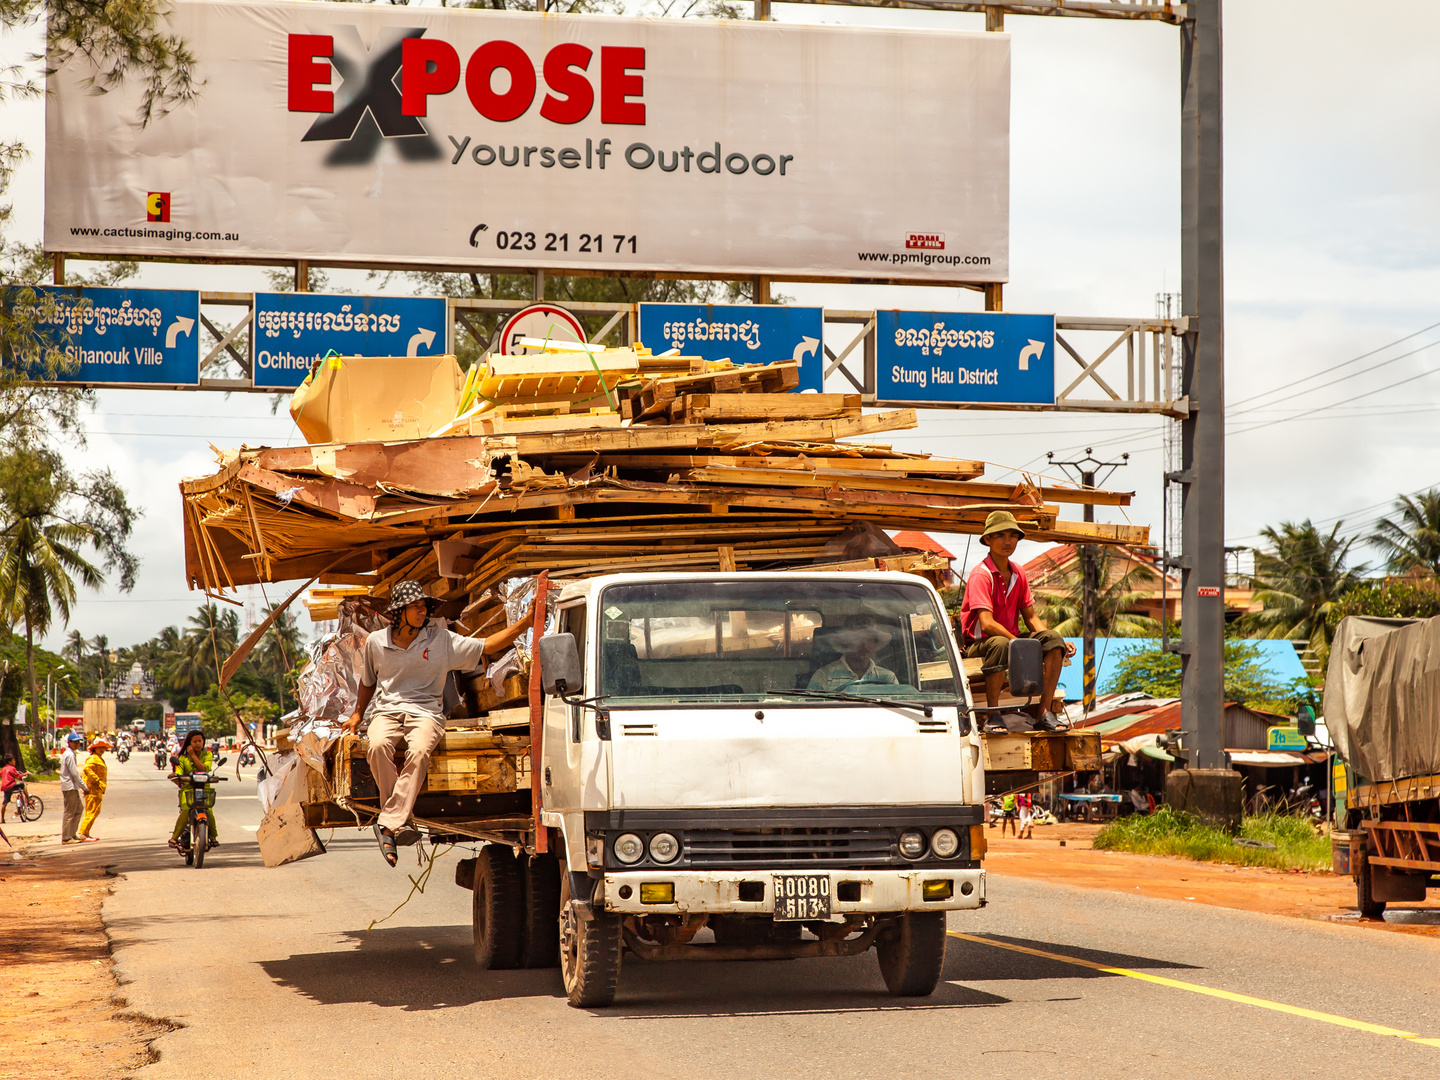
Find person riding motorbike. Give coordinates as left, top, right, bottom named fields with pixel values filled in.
left=169, top=730, right=221, bottom=851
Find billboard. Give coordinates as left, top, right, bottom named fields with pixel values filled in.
left=637, top=303, right=823, bottom=390
left=45, top=3, right=1009, bottom=282
left=875, top=310, right=1055, bottom=406
left=252, top=292, right=448, bottom=388
left=4, top=286, right=200, bottom=386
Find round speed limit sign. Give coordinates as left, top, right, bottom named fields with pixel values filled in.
left=497, top=303, right=588, bottom=356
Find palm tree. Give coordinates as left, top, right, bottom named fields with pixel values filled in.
left=1369, top=489, right=1440, bottom=577
left=1239, top=519, right=1366, bottom=665
left=65, top=628, right=85, bottom=666
left=0, top=453, right=104, bottom=761
left=162, top=631, right=215, bottom=699
left=257, top=605, right=303, bottom=711
left=89, top=633, right=110, bottom=687
left=1033, top=548, right=1162, bottom=637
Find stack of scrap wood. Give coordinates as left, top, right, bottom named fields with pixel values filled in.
left=182, top=352, right=1147, bottom=619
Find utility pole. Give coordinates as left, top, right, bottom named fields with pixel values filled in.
left=1048, top=450, right=1129, bottom=716
left=1178, top=0, right=1228, bottom=772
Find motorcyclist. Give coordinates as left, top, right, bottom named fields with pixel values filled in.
left=168, top=730, right=220, bottom=851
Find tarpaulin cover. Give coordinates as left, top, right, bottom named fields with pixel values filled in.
left=1324, top=615, right=1440, bottom=783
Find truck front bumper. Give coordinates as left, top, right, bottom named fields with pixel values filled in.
left=600, top=867, right=985, bottom=916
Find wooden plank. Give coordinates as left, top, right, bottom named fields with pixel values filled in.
left=484, top=349, right=638, bottom=376
left=542, top=452, right=986, bottom=478
left=981, top=735, right=1032, bottom=772
left=678, top=393, right=862, bottom=423
left=508, top=409, right=918, bottom=455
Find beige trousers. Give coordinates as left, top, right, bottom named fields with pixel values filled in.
left=366, top=713, right=444, bottom=831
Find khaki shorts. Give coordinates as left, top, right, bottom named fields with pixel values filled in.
left=964, top=628, right=1065, bottom=674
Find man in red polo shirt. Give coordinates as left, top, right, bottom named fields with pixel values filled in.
left=958, top=511, right=1074, bottom=730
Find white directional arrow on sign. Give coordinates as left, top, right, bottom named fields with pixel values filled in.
left=407, top=327, right=436, bottom=357
left=1017, top=338, right=1046, bottom=371
left=165, top=316, right=195, bottom=349
left=793, top=336, right=820, bottom=363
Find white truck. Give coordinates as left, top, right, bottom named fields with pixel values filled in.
left=317, top=569, right=993, bottom=1007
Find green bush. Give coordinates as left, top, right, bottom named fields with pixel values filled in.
left=1102, top=638, right=1315, bottom=714
left=1093, top=807, right=1331, bottom=871
left=1328, top=577, right=1440, bottom=627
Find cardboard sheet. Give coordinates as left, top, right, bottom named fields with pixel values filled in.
left=289, top=355, right=464, bottom=444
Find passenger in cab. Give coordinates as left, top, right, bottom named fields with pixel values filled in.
left=809, top=614, right=900, bottom=692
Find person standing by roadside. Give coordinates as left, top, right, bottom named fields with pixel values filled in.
left=60, top=732, right=87, bottom=843
left=77, top=739, right=111, bottom=842
left=1018, top=791, right=1034, bottom=840
left=1000, top=792, right=1018, bottom=838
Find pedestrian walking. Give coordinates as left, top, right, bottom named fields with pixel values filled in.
left=1018, top=791, right=1034, bottom=839
left=60, top=732, right=87, bottom=843
left=78, top=739, right=111, bottom=842
left=1000, top=792, right=1018, bottom=838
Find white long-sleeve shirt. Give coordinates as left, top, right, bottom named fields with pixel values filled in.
left=59, top=747, right=86, bottom=792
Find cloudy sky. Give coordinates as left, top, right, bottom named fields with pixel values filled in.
left=3, top=0, right=1437, bottom=654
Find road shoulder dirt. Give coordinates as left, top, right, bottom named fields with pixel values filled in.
left=0, top=781, right=175, bottom=1080
left=986, top=822, right=1440, bottom=936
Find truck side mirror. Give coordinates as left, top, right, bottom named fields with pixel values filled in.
left=1008, top=637, right=1043, bottom=698
left=537, top=633, right=583, bottom=696
left=1295, top=704, right=1316, bottom=737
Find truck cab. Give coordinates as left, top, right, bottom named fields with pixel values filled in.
left=536, top=570, right=985, bottom=1005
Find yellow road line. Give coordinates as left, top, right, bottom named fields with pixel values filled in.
left=948, top=931, right=1440, bottom=1048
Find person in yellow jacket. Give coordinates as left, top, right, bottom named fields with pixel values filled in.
left=78, top=739, right=111, bottom=841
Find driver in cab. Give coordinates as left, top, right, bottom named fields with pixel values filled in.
left=809, top=615, right=900, bottom=692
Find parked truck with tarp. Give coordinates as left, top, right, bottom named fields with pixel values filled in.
left=1325, top=614, right=1440, bottom=917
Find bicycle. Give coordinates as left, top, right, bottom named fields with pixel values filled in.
left=8, top=781, right=43, bottom=823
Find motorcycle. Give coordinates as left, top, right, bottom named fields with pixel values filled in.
left=116, top=747, right=130, bottom=763
left=238, top=749, right=256, bottom=767
left=170, top=755, right=228, bottom=868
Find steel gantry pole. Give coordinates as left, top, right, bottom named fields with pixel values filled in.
left=1177, top=0, right=1227, bottom=772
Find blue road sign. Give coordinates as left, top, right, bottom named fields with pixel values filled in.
left=252, top=292, right=448, bottom=389
left=875, top=311, right=1056, bottom=406
left=6, top=286, right=200, bottom=386
left=638, top=304, right=823, bottom=391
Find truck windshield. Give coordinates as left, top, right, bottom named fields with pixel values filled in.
left=597, top=579, right=960, bottom=706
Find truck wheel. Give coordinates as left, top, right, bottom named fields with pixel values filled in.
left=473, top=846, right=524, bottom=970
left=559, top=871, right=622, bottom=1008
left=876, top=912, right=947, bottom=996
left=520, top=853, right=562, bottom=969
left=1357, top=857, right=1387, bottom=919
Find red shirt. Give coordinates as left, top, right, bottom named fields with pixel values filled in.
left=959, top=554, right=1033, bottom=642
left=0, top=764, right=19, bottom=791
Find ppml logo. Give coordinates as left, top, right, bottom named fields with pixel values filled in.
left=289, top=27, right=441, bottom=165
left=288, top=28, right=647, bottom=166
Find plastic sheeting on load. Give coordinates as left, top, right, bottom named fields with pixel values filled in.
left=1325, top=615, right=1440, bottom=784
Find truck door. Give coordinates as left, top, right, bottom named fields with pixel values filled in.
left=542, top=602, right=606, bottom=810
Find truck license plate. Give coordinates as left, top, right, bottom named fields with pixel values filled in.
left=773, top=874, right=831, bottom=921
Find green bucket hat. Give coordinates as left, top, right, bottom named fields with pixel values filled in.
left=980, top=510, right=1026, bottom=541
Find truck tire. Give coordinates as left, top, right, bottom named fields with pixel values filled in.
left=876, top=912, right=947, bottom=996
left=559, top=871, right=622, bottom=1008
left=1357, top=856, right=1387, bottom=919
left=520, top=853, right=562, bottom=969
left=473, top=846, right=524, bottom=970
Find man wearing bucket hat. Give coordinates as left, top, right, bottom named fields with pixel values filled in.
left=958, top=511, right=1074, bottom=731
left=60, top=731, right=88, bottom=843
left=340, top=579, right=536, bottom=866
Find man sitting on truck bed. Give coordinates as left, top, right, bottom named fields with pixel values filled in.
left=958, top=511, right=1074, bottom=732
left=341, top=580, right=534, bottom=867
left=808, top=614, right=901, bottom=692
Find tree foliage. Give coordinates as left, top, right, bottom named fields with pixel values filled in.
left=1238, top=520, right=1365, bottom=666
left=1328, top=576, right=1440, bottom=626
left=1367, top=488, right=1440, bottom=577
left=1032, top=548, right=1160, bottom=637
left=1103, top=638, right=1314, bottom=716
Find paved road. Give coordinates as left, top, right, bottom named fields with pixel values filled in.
left=79, top=755, right=1440, bottom=1080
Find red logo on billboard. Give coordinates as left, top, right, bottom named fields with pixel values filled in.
left=146, top=192, right=171, bottom=222
left=906, top=232, right=944, bottom=250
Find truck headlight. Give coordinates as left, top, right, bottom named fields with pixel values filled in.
left=930, top=828, right=960, bottom=859
left=613, top=833, right=644, bottom=864
left=898, top=830, right=927, bottom=860
left=648, top=832, right=680, bottom=863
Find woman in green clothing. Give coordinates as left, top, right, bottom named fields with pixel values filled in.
left=169, top=730, right=220, bottom=849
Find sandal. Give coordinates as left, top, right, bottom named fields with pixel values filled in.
left=168, top=839, right=180, bottom=850
left=374, top=825, right=398, bottom=867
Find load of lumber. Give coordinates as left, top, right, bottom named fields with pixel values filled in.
left=182, top=350, right=1147, bottom=600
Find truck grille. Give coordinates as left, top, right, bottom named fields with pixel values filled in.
left=684, top=827, right=898, bottom=868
